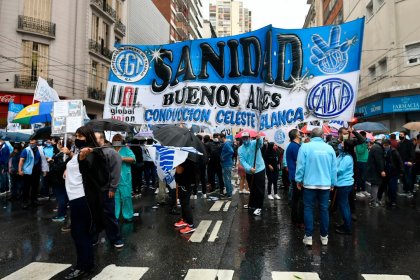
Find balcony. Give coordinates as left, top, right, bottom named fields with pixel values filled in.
left=17, top=15, right=56, bottom=39
left=87, top=87, right=106, bottom=101
left=176, top=26, right=187, bottom=40
left=90, top=0, right=116, bottom=22
left=89, top=39, right=113, bottom=61
left=115, top=19, right=126, bottom=36
left=14, top=75, right=53, bottom=89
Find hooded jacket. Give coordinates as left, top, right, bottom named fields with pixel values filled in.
left=238, top=138, right=265, bottom=174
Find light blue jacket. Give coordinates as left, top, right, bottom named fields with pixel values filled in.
left=295, top=137, right=337, bottom=189
left=22, top=146, right=49, bottom=175
left=43, top=145, right=54, bottom=159
left=238, top=138, right=265, bottom=174
left=336, top=153, right=354, bottom=187
left=220, top=140, right=234, bottom=168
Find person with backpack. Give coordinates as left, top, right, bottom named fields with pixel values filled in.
left=207, top=133, right=224, bottom=195
left=220, top=133, right=234, bottom=198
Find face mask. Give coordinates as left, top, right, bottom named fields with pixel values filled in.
left=243, top=139, right=250, bottom=146
left=342, top=134, right=349, bottom=141
left=399, top=136, right=405, bottom=141
left=45, top=143, right=51, bottom=147
left=30, top=144, right=37, bottom=149
left=112, top=141, right=122, bottom=146
left=75, top=139, right=87, bottom=149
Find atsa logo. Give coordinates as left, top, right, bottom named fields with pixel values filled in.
left=274, top=129, right=286, bottom=145
left=310, top=26, right=356, bottom=74
left=307, top=78, right=354, bottom=118
left=111, top=46, right=149, bottom=82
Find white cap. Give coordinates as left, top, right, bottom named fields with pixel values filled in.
left=241, top=132, right=250, bottom=137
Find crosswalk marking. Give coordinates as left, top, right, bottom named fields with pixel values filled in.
left=92, top=264, right=149, bottom=280
left=210, top=201, right=225, bottom=211
left=223, top=201, right=231, bottom=211
left=1, top=262, right=71, bottom=280
left=272, top=271, right=320, bottom=280
left=208, top=220, right=223, bottom=242
left=189, top=220, right=212, bottom=242
left=184, top=269, right=234, bottom=280
left=362, top=274, right=412, bottom=280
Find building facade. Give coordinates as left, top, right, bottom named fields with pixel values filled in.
left=152, top=0, right=204, bottom=43
left=127, top=0, right=170, bottom=45
left=343, top=0, right=420, bottom=132
left=323, top=0, right=343, bottom=25
left=303, top=0, right=323, bottom=28
left=0, top=0, right=128, bottom=124
left=209, top=0, right=252, bottom=37
left=202, top=19, right=217, bottom=39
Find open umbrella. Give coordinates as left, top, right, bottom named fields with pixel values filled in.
left=403, top=122, right=420, bottom=131
left=300, top=124, right=332, bottom=134
left=12, top=102, right=53, bottom=125
left=86, top=118, right=134, bottom=132
left=357, top=130, right=374, bottom=141
left=235, top=129, right=266, bottom=139
left=0, top=131, right=31, bottom=142
left=153, top=125, right=206, bottom=162
left=353, top=122, right=389, bottom=133
left=31, top=126, right=52, bottom=140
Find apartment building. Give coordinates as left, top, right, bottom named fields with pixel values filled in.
left=209, top=0, right=252, bottom=37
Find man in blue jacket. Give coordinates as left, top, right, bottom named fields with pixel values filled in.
left=220, top=133, right=234, bottom=198
left=238, top=132, right=265, bottom=216
left=286, top=129, right=303, bottom=228
left=295, top=128, right=337, bottom=246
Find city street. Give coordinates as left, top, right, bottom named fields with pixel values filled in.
left=1, top=180, right=420, bottom=280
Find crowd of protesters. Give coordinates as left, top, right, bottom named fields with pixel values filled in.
left=0, top=124, right=419, bottom=278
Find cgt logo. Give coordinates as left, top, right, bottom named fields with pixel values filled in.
left=307, top=78, right=354, bottom=118
left=274, top=129, right=286, bottom=145
left=111, top=46, right=149, bottom=82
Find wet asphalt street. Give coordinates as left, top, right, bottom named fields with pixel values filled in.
left=1, top=181, right=420, bottom=280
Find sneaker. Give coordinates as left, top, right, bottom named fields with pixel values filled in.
left=113, top=240, right=124, bottom=248
left=303, top=235, right=312, bottom=246
left=202, top=194, right=207, bottom=199
left=253, top=208, right=262, bottom=216
left=356, top=192, right=365, bottom=198
left=180, top=225, right=196, bottom=234
left=52, top=216, right=65, bottom=222
left=193, top=195, right=198, bottom=199
left=362, top=191, right=371, bottom=197
left=174, top=219, right=188, bottom=228
left=244, top=190, right=250, bottom=194
left=320, top=235, right=328, bottom=246
left=154, top=188, right=159, bottom=195
left=274, top=194, right=281, bottom=200
left=243, top=204, right=249, bottom=209
left=268, top=194, right=274, bottom=200
left=369, top=202, right=379, bottom=208
left=407, top=192, right=414, bottom=199
left=398, top=192, right=408, bottom=197
left=61, top=224, right=71, bottom=233
left=239, top=190, right=244, bottom=194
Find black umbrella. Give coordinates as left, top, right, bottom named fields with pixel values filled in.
left=31, top=126, right=52, bottom=140
left=86, top=118, right=134, bottom=132
left=153, top=125, right=206, bottom=162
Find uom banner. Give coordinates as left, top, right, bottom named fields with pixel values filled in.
left=104, top=18, right=364, bottom=145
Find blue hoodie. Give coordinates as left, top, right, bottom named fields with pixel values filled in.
left=220, top=140, right=234, bottom=168
left=286, top=141, right=301, bottom=181
left=295, top=137, right=337, bottom=189
left=336, top=153, right=354, bottom=187
left=238, top=138, right=265, bottom=174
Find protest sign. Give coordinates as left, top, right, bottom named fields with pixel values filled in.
left=52, top=100, right=84, bottom=135
left=104, top=19, right=364, bottom=148
left=7, top=102, right=24, bottom=131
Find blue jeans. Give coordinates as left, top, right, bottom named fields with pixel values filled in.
left=303, top=188, right=330, bottom=237
left=357, top=162, right=367, bottom=192
left=336, top=186, right=352, bottom=231
left=222, top=167, right=233, bottom=196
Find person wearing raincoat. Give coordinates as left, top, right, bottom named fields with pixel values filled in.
left=112, top=134, right=136, bottom=222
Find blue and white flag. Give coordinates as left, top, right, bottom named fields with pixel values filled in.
left=7, top=102, right=24, bottom=131
left=146, top=145, right=202, bottom=189
left=104, top=19, right=364, bottom=149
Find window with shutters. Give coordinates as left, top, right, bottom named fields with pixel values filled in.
left=405, top=42, right=420, bottom=65
left=24, top=0, right=51, bottom=21
left=92, top=14, right=100, bottom=42
left=21, top=41, right=49, bottom=81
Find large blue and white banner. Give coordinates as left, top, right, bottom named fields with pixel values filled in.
left=104, top=19, right=364, bottom=147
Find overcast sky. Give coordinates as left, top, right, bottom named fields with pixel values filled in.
left=203, top=0, right=310, bottom=30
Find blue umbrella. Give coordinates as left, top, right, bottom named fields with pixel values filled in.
left=353, top=122, right=389, bottom=133
left=0, top=131, right=31, bottom=142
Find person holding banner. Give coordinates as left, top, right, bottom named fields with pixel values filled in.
left=238, top=132, right=265, bottom=216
